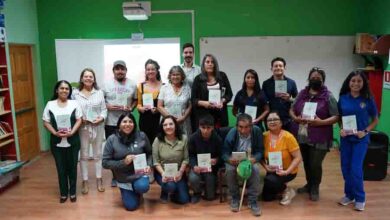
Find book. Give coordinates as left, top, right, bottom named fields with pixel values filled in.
left=115, top=93, right=128, bottom=106
left=208, top=89, right=221, bottom=105
left=142, top=93, right=154, bottom=108
left=0, top=96, right=4, bottom=112
left=268, top=151, right=283, bottom=170
left=232, top=151, right=247, bottom=162
left=302, top=102, right=317, bottom=120
left=0, top=121, right=12, bottom=133
left=86, top=106, right=100, bottom=122
left=197, top=153, right=212, bottom=173
left=56, top=114, right=71, bottom=132
left=133, top=153, right=147, bottom=174
left=163, top=163, right=178, bottom=181
left=275, top=80, right=287, bottom=96
left=245, top=105, right=257, bottom=120
left=342, top=115, right=358, bottom=135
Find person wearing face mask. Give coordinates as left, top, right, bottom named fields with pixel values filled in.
left=289, top=68, right=339, bottom=201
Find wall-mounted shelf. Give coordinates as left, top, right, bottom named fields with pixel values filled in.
left=355, top=34, right=390, bottom=56
left=0, top=139, right=14, bottom=148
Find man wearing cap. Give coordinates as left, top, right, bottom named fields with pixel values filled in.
left=102, top=60, right=137, bottom=187
left=222, top=113, right=263, bottom=216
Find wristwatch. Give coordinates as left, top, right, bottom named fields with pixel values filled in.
left=364, top=129, right=369, bottom=134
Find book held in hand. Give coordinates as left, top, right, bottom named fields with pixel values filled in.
left=86, top=106, right=100, bottom=122
left=232, top=151, right=247, bottom=162
left=275, top=80, right=287, bottom=96
left=208, top=89, right=221, bottom=105
left=302, top=102, right=317, bottom=120
left=163, top=163, right=178, bottom=181
left=245, top=105, right=257, bottom=120
left=115, top=93, right=128, bottom=106
left=342, top=115, right=358, bottom=135
left=142, top=93, right=154, bottom=108
left=197, top=153, right=212, bottom=173
left=133, top=153, right=147, bottom=174
left=56, top=114, right=71, bottom=132
left=268, top=151, right=283, bottom=170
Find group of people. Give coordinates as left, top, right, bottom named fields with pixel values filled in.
left=43, top=42, right=378, bottom=216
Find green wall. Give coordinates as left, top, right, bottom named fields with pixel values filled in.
left=4, top=0, right=47, bottom=152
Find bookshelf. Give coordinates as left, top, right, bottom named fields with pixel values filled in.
left=0, top=6, right=23, bottom=192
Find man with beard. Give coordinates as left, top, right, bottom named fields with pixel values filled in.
left=102, top=60, right=137, bottom=187
left=181, top=43, right=201, bottom=87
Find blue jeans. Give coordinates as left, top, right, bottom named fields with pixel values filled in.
left=340, top=138, right=368, bottom=203
left=154, top=172, right=189, bottom=204
left=119, top=176, right=150, bottom=211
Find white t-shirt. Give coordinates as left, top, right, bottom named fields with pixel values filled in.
left=42, top=100, right=82, bottom=147
left=102, top=78, right=137, bottom=126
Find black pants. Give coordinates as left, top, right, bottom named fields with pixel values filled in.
left=51, top=144, right=80, bottom=197
left=139, top=111, right=160, bottom=143
left=262, top=172, right=296, bottom=201
left=300, top=143, right=327, bottom=189
left=104, top=125, right=117, bottom=139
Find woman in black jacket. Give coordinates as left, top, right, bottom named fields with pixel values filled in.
left=191, top=54, right=233, bottom=128
left=102, top=113, right=152, bottom=211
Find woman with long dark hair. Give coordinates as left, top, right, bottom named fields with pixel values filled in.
left=337, top=71, right=378, bottom=211
left=42, top=80, right=82, bottom=203
left=191, top=54, right=233, bottom=128
left=152, top=115, right=190, bottom=204
left=233, top=69, right=269, bottom=129
left=102, top=113, right=152, bottom=211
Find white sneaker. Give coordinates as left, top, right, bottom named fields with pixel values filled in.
left=338, top=196, right=355, bottom=206
left=280, top=187, right=296, bottom=205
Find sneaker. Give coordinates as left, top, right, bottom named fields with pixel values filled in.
left=111, top=179, right=117, bottom=187
left=280, top=187, right=296, bottom=205
left=230, top=198, right=239, bottom=212
left=297, top=184, right=310, bottom=194
left=354, top=202, right=365, bottom=211
left=338, top=197, right=355, bottom=206
left=309, top=186, right=319, bottom=201
left=248, top=200, right=262, bottom=216
left=191, top=194, right=201, bottom=204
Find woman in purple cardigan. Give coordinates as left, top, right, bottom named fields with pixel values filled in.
left=289, top=67, right=339, bottom=201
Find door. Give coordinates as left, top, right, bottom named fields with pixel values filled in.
left=9, top=44, right=40, bottom=161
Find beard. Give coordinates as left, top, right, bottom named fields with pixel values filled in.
left=184, top=56, right=193, bottom=63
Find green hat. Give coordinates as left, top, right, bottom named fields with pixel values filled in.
left=237, top=159, right=252, bottom=180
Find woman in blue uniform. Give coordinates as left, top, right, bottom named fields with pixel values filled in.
left=338, top=71, right=378, bottom=211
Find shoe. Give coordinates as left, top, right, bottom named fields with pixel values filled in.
left=338, top=196, right=355, bottom=206
left=230, top=198, right=239, bottom=212
left=280, top=187, right=296, bottom=205
left=59, top=196, right=68, bottom=203
left=97, top=178, right=105, bottom=192
left=111, top=179, right=117, bottom=187
left=70, top=195, right=77, bottom=203
left=248, top=200, right=262, bottom=216
left=191, top=194, right=201, bottom=204
left=81, top=180, right=89, bottom=194
left=297, top=184, right=310, bottom=194
left=309, top=186, right=319, bottom=201
left=354, top=202, right=365, bottom=211
left=160, top=191, right=169, bottom=204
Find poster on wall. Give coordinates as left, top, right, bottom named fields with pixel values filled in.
left=383, top=71, right=390, bottom=90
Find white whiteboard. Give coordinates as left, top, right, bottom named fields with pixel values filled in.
left=55, top=38, right=180, bottom=86
left=200, top=36, right=364, bottom=101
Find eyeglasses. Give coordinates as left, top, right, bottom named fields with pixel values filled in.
left=267, top=118, right=280, bottom=122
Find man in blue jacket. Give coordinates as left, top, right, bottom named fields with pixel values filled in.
left=222, top=113, right=264, bottom=216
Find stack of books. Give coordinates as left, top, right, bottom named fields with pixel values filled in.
left=0, top=121, right=12, bottom=136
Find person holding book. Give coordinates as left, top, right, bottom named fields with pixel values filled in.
left=221, top=113, right=263, bottom=216
left=102, top=113, right=152, bottom=211
left=103, top=60, right=137, bottom=187
left=42, top=80, right=82, bottom=203
left=191, top=54, right=233, bottom=128
left=152, top=115, right=190, bottom=204
left=337, top=71, right=378, bottom=211
left=289, top=67, right=339, bottom=201
left=261, top=111, right=302, bottom=205
left=73, top=68, right=107, bottom=194
left=137, top=59, right=163, bottom=143
left=262, top=57, right=298, bottom=131
left=188, top=114, right=222, bottom=203
left=233, top=69, right=269, bottom=130
left=157, top=65, right=192, bottom=137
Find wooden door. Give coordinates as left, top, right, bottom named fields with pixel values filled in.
left=9, top=45, right=40, bottom=161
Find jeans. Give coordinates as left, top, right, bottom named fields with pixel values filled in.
left=188, top=170, right=217, bottom=200
left=154, top=172, right=190, bottom=204
left=225, top=163, right=260, bottom=201
left=119, top=176, right=150, bottom=211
